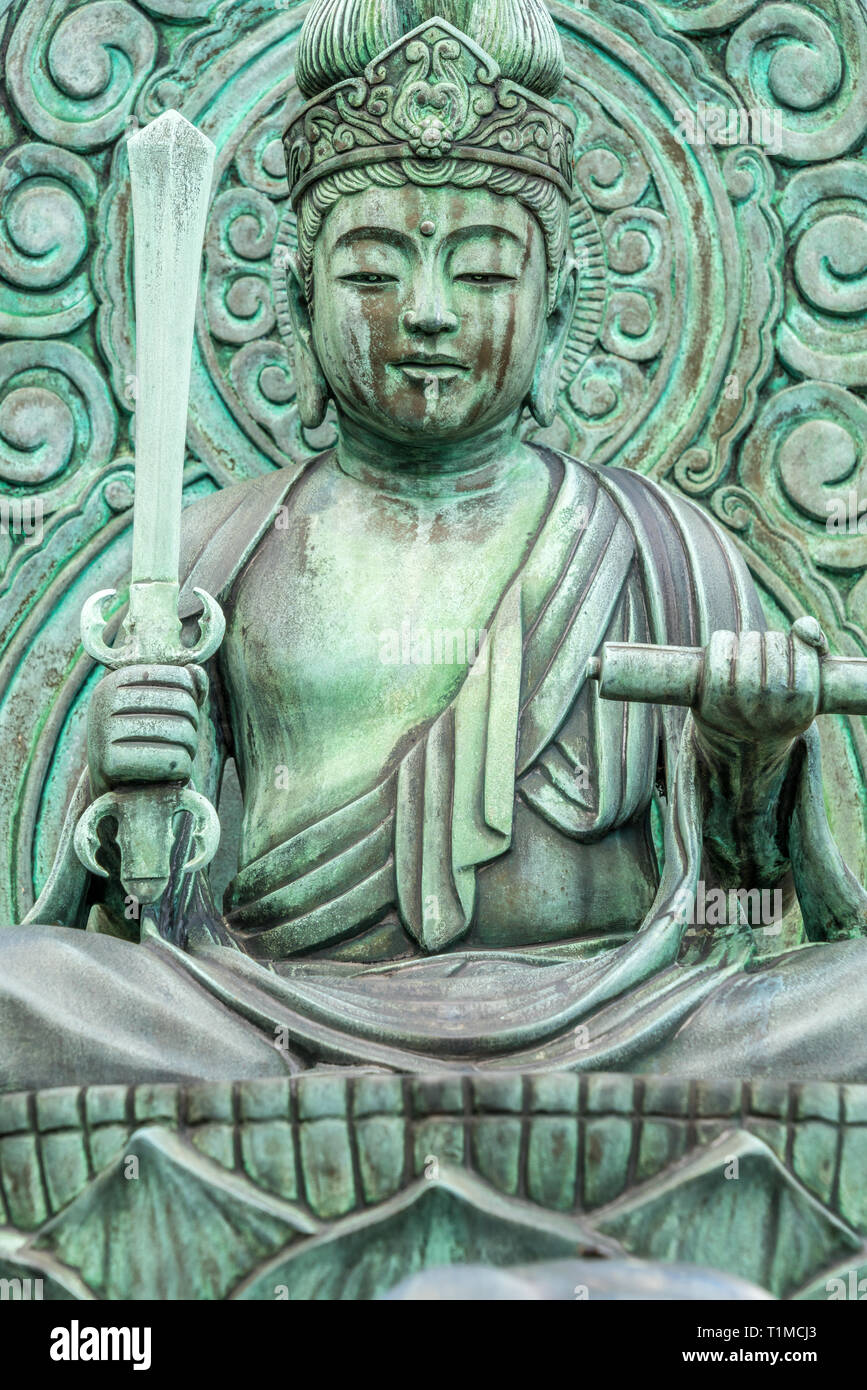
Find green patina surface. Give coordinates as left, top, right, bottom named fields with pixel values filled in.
left=0, top=0, right=866, bottom=1298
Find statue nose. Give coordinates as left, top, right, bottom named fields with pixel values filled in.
left=403, top=297, right=458, bottom=335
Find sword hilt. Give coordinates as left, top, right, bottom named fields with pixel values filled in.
left=80, top=583, right=225, bottom=669
left=77, top=584, right=225, bottom=903
left=587, top=638, right=867, bottom=715
left=74, top=785, right=220, bottom=906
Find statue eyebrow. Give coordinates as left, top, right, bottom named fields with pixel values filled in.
left=333, top=226, right=413, bottom=253
left=443, top=224, right=524, bottom=248
left=332, top=224, right=525, bottom=253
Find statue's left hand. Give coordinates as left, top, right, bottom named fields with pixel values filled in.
left=692, top=617, right=827, bottom=752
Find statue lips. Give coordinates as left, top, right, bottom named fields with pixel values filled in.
left=393, top=354, right=468, bottom=384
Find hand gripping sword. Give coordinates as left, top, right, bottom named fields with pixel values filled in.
left=587, top=619, right=867, bottom=714
left=74, top=111, right=223, bottom=906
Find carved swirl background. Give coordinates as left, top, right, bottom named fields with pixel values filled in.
left=0, top=0, right=865, bottom=921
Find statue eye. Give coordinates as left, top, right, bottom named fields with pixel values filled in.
left=455, top=272, right=517, bottom=286
left=339, top=272, right=398, bottom=285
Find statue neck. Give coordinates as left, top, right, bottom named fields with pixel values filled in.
left=334, top=412, right=528, bottom=499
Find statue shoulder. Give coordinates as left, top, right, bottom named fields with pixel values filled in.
left=177, top=458, right=317, bottom=617
left=179, top=467, right=297, bottom=570
left=553, top=452, right=765, bottom=636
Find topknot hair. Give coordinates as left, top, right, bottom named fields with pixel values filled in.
left=295, top=0, right=566, bottom=101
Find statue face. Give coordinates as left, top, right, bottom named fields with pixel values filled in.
left=309, top=183, right=550, bottom=442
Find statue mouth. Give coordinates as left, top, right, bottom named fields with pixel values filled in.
left=393, top=356, right=468, bottom=383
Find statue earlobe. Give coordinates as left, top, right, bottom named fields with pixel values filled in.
left=527, top=259, right=578, bottom=428
left=527, top=359, right=559, bottom=430
left=285, top=253, right=330, bottom=429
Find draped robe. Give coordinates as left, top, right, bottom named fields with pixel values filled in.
left=3, top=448, right=867, bottom=1088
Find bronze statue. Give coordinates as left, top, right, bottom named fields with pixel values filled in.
left=3, top=0, right=867, bottom=1093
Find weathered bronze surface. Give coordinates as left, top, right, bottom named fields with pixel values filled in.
left=1, top=0, right=866, bottom=1301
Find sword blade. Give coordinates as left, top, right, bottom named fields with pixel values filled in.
left=127, top=112, right=215, bottom=603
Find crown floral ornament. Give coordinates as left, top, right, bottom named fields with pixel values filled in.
left=284, top=18, right=575, bottom=207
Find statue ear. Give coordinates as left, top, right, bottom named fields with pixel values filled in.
left=285, top=252, right=330, bottom=430
left=527, top=260, right=578, bottom=428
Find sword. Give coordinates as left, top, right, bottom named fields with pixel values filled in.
left=74, top=111, right=224, bottom=906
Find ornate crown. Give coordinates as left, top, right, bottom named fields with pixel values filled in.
left=284, top=18, right=575, bottom=208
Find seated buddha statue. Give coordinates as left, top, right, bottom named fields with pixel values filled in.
left=2, top=0, right=867, bottom=1090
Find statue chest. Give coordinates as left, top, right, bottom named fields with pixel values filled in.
left=217, top=468, right=547, bottom=857
left=225, top=517, right=487, bottom=737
